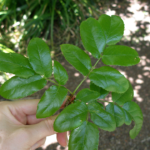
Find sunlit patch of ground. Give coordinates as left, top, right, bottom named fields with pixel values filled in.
left=104, top=0, right=150, bottom=104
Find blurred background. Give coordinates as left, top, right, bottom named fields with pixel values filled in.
left=0, top=0, right=150, bottom=149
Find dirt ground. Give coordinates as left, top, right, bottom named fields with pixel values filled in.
left=0, top=0, right=150, bottom=150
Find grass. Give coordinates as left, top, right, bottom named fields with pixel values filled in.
left=0, top=0, right=103, bottom=53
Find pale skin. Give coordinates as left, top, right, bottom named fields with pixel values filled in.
left=0, top=99, right=68, bottom=150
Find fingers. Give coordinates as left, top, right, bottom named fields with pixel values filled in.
left=10, top=96, right=68, bottom=117
left=12, top=99, right=40, bottom=115
left=26, top=114, right=58, bottom=125
left=25, top=116, right=56, bottom=145
left=30, top=138, right=46, bottom=150
left=57, top=132, right=68, bottom=147
left=27, top=115, right=46, bottom=125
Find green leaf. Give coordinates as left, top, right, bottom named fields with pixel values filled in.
left=88, top=101, right=104, bottom=110
left=54, top=60, right=68, bottom=85
left=80, top=18, right=106, bottom=58
left=106, top=103, right=125, bottom=127
left=54, top=102, right=88, bottom=132
left=36, top=85, right=68, bottom=118
left=88, top=102, right=116, bottom=131
left=76, top=88, right=100, bottom=103
left=123, top=109, right=132, bottom=125
left=102, top=45, right=140, bottom=66
left=0, top=75, right=46, bottom=99
left=89, top=66, right=129, bottom=93
left=123, top=102, right=143, bottom=139
left=61, top=44, right=92, bottom=76
left=0, top=51, right=35, bottom=78
left=98, top=14, right=124, bottom=45
left=0, top=44, right=15, bottom=53
left=27, top=38, right=52, bottom=78
left=112, top=80, right=133, bottom=105
left=90, top=82, right=109, bottom=99
left=69, top=121, right=99, bottom=150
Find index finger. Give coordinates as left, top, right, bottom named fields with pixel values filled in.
left=11, top=99, right=40, bottom=115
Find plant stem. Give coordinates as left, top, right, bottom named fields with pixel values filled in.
left=47, top=79, right=59, bottom=86
left=46, top=79, right=73, bottom=94
left=67, top=89, right=73, bottom=94
left=97, top=100, right=110, bottom=102
left=73, top=57, right=101, bottom=94
left=72, top=76, right=87, bottom=94
left=93, top=57, right=101, bottom=69
left=86, top=112, right=89, bottom=121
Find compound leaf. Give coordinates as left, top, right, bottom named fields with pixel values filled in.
left=88, top=102, right=116, bottom=131
left=61, top=44, right=92, bottom=76
left=98, top=14, right=124, bottom=45
left=0, top=51, right=35, bottom=78
left=0, top=75, right=46, bottom=99
left=89, top=66, right=129, bottom=93
left=27, top=38, right=52, bottom=78
left=106, top=103, right=125, bottom=127
left=54, top=60, right=68, bottom=85
left=76, top=88, right=100, bottom=103
left=123, top=101, right=143, bottom=139
left=54, top=102, right=88, bottom=132
left=80, top=17, right=106, bottom=58
left=102, top=45, right=140, bottom=66
left=69, top=121, right=99, bottom=150
left=90, top=82, right=109, bottom=99
left=36, top=85, right=68, bottom=118
left=112, top=80, right=133, bottom=106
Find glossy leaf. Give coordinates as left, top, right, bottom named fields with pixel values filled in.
left=54, top=102, right=88, bottom=132
left=88, top=101, right=104, bottom=110
left=0, top=75, right=46, bottom=99
left=106, top=103, right=125, bottom=127
left=90, top=82, right=109, bottom=99
left=69, top=121, right=99, bottom=150
left=102, top=45, right=140, bottom=66
left=88, top=102, right=116, bottom=131
left=27, top=38, right=52, bottom=78
left=61, top=44, right=92, bottom=76
left=76, top=88, right=100, bottom=103
left=80, top=17, right=106, bottom=58
left=36, top=85, right=68, bottom=118
left=123, top=102, right=143, bottom=139
left=98, top=14, right=124, bottom=45
left=89, top=66, right=129, bottom=93
left=54, top=60, right=68, bottom=85
left=123, top=110, right=132, bottom=125
left=112, top=80, right=133, bottom=105
left=0, top=51, right=35, bottom=78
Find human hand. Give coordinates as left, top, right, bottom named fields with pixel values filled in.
left=0, top=99, right=68, bottom=150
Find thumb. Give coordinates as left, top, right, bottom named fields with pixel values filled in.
left=25, top=116, right=57, bottom=148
